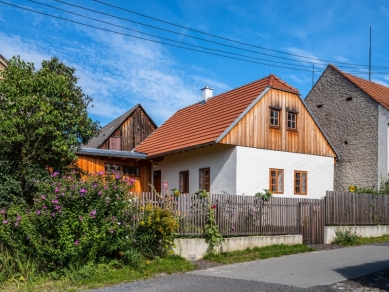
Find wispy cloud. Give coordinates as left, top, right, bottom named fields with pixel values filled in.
left=0, top=24, right=229, bottom=126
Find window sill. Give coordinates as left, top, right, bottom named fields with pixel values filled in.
left=287, top=129, right=298, bottom=132
left=269, top=126, right=281, bottom=130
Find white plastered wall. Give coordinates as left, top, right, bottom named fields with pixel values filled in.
left=235, top=146, right=334, bottom=199
left=152, top=144, right=237, bottom=195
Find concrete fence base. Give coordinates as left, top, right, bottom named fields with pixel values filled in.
left=324, top=225, right=389, bottom=244
left=173, top=235, right=302, bottom=261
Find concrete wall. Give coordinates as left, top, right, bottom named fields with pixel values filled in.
left=153, top=144, right=237, bottom=195
left=173, top=235, right=303, bottom=260
left=236, top=146, right=334, bottom=198
left=378, top=105, right=389, bottom=185
left=305, top=66, right=379, bottom=191
left=324, top=225, right=389, bottom=244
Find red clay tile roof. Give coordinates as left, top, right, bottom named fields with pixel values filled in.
left=135, top=74, right=299, bottom=157
left=330, top=65, right=389, bottom=111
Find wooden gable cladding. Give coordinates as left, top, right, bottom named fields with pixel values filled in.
left=100, top=106, right=157, bottom=151
left=77, top=155, right=152, bottom=192
left=220, top=88, right=336, bottom=157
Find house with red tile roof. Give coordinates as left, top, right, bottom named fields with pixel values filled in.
left=136, top=74, right=337, bottom=198
left=305, top=65, right=389, bottom=191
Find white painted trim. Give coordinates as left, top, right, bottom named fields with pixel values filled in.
left=215, top=87, right=271, bottom=143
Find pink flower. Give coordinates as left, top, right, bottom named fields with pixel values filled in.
left=36, top=210, right=41, bottom=215
left=130, top=178, right=136, bottom=184
left=14, top=222, right=19, bottom=226
left=16, top=216, right=21, bottom=221
left=51, top=171, right=60, bottom=177
left=74, top=240, right=79, bottom=245
left=43, top=206, right=47, bottom=210
left=79, top=216, right=83, bottom=221
left=55, top=205, right=61, bottom=210
left=109, top=229, right=114, bottom=234
left=98, top=191, right=102, bottom=195
left=113, top=185, right=117, bottom=189
left=163, top=181, right=168, bottom=189
left=41, top=195, right=46, bottom=200
left=115, top=174, right=121, bottom=179
left=232, top=226, right=235, bottom=230
left=55, top=187, right=60, bottom=192
left=1, top=209, right=5, bottom=214
left=104, top=185, right=108, bottom=189
left=52, top=199, right=58, bottom=204
left=2, top=220, right=7, bottom=224
left=79, top=188, right=88, bottom=196
left=52, top=212, right=55, bottom=217
left=89, top=210, right=97, bottom=218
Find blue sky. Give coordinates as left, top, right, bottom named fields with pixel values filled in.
left=1, top=0, right=389, bottom=126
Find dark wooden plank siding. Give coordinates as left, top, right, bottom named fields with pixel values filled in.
left=100, top=106, right=157, bottom=151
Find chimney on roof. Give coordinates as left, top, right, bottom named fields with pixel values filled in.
left=201, top=86, right=213, bottom=103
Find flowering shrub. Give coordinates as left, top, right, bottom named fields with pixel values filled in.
left=134, top=204, right=178, bottom=259
left=0, top=169, right=138, bottom=271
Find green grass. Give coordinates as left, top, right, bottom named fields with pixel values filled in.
left=336, top=234, right=389, bottom=246
left=203, top=244, right=314, bottom=264
left=1, top=255, right=195, bottom=292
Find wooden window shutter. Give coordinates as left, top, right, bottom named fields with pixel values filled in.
left=109, top=137, right=121, bottom=151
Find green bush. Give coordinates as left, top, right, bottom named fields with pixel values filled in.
left=0, top=168, right=138, bottom=272
left=332, top=228, right=359, bottom=245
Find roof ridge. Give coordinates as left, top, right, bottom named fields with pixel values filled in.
left=270, top=74, right=299, bottom=93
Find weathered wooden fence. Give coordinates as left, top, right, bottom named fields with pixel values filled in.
left=325, top=191, right=389, bottom=225
left=132, top=192, right=324, bottom=244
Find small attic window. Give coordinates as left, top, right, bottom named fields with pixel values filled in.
left=346, top=97, right=353, bottom=101
left=316, top=104, right=323, bottom=108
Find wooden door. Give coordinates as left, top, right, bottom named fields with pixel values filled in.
left=153, top=170, right=161, bottom=194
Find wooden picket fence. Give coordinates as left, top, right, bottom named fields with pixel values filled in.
left=325, top=191, right=389, bottom=225
left=132, top=192, right=325, bottom=244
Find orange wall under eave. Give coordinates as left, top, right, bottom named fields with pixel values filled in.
left=77, top=155, right=152, bottom=192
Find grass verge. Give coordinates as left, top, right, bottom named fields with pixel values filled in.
left=203, top=244, right=314, bottom=264
left=1, top=255, right=195, bottom=292
left=336, top=234, right=389, bottom=246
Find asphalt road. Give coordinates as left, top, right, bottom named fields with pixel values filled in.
left=86, top=243, right=389, bottom=292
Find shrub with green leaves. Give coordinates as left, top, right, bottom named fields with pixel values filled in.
left=332, top=228, right=359, bottom=245
left=0, top=168, right=138, bottom=272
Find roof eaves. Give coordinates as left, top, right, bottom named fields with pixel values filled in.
left=216, top=86, right=271, bottom=143
left=76, top=147, right=147, bottom=159
left=145, top=141, right=216, bottom=159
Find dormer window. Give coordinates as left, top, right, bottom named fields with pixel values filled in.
left=269, top=106, right=281, bottom=128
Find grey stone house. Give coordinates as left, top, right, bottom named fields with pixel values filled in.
left=305, top=65, right=389, bottom=191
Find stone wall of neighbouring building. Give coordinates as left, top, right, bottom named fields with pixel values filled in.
left=305, top=66, right=379, bottom=191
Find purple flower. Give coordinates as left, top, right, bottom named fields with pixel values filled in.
left=43, top=206, right=47, bottom=210
left=104, top=185, right=108, bottom=189
left=1, top=209, right=5, bottom=214
left=41, top=195, right=46, bottom=200
left=130, top=178, right=136, bottom=184
left=79, top=216, right=83, bottom=221
left=16, top=216, right=21, bottom=221
left=113, top=185, right=117, bottom=189
left=98, top=191, right=103, bottom=195
left=89, top=210, right=97, bottom=218
left=55, top=205, right=61, bottom=210
left=55, top=187, right=60, bottom=193
left=92, top=182, right=97, bottom=188
left=51, top=171, right=60, bottom=177
left=109, top=229, right=114, bottom=234
left=115, top=174, right=121, bottom=179
left=14, top=222, right=19, bottom=226
left=36, top=210, right=41, bottom=215
left=52, top=212, right=55, bottom=217
left=74, top=240, right=79, bottom=245
left=2, top=220, right=7, bottom=224
left=79, top=188, right=88, bottom=196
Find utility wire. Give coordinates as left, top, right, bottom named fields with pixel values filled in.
left=3, top=2, right=389, bottom=75
left=0, top=1, right=319, bottom=72
left=94, top=0, right=389, bottom=69
left=52, top=0, right=368, bottom=71
left=28, top=0, right=316, bottom=70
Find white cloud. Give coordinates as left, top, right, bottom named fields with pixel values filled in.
left=0, top=27, right=229, bottom=125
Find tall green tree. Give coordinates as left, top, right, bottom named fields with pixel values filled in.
left=0, top=56, right=100, bottom=206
